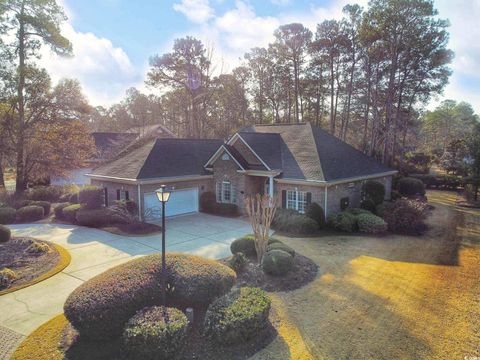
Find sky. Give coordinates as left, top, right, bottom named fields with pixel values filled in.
left=39, top=0, right=480, bottom=113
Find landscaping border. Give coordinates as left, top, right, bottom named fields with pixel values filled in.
left=0, top=243, right=71, bottom=296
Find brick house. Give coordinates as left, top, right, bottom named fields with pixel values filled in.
left=87, top=123, right=397, bottom=221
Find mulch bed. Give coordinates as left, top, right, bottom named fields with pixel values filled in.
left=60, top=307, right=277, bottom=360
left=220, top=254, right=318, bottom=292
left=0, top=238, right=60, bottom=291
left=101, top=222, right=162, bottom=236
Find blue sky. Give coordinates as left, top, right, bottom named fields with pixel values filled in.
left=39, top=0, right=480, bottom=113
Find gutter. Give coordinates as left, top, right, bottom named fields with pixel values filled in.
left=86, top=174, right=214, bottom=185
left=275, top=170, right=397, bottom=187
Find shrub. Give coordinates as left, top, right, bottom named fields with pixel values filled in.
left=261, top=250, right=294, bottom=276
left=360, top=199, right=377, bottom=214
left=346, top=208, right=372, bottom=216
left=16, top=205, right=44, bottom=222
left=123, top=306, right=188, bottom=360
left=214, top=203, right=238, bottom=216
left=381, top=199, right=428, bottom=235
left=363, top=180, right=386, bottom=205
left=204, top=287, right=271, bottom=345
left=78, top=186, right=105, bottom=209
left=200, top=191, right=216, bottom=213
left=272, top=208, right=319, bottom=236
left=328, top=212, right=357, bottom=232
left=357, top=213, right=387, bottom=234
left=0, top=207, right=16, bottom=224
left=375, top=203, right=388, bottom=218
left=229, top=252, right=248, bottom=272
left=25, top=241, right=50, bottom=254
left=14, top=200, right=32, bottom=209
left=24, top=186, right=64, bottom=202
left=114, top=199, right=138, bottom=215
left=410, top=174, right=437, bottom=188
left=62, top=204, right=82, bottom=223
left=340, top=197, right=350, bottom=210
left=397, top=177, right=426, bottom=197
left=0, top=268, right=16, bottom=288
left=60, top=191, right=79, bottom=204
left=266, top=242, right=295, bottom=257
left=28, top=201, right=51, bottom=216
left=391, top=190, right=402, bottom=201
left=0, top=225, right=11, bottom=243
left=305, top=202, right=325, bottom=228
left=54, top=202, right=71, bottom=220
left=76, top=208, right=129, bottom=228
left=64, top=253, right=235, bottom=339
left=230, top=235, right=257, bottom=257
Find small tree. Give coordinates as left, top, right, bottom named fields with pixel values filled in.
left=244, top=194, right=277, bottom=263
left=466, top=126, right=480, bottom=201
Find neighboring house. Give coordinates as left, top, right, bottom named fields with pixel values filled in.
left=87, top=123, right=397, bottom=222
left=51, top=124, right=174, bottom=186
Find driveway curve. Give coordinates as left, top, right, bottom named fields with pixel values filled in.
left=0, top=213, right=251, bottom=337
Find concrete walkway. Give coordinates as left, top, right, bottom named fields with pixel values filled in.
left=0, top=213, right=251, bottom=338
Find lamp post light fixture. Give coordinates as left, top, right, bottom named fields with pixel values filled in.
left=156, top=185, right=171, bottom=308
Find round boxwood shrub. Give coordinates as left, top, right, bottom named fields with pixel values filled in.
left=261, top=250, right=294, bottom=276
left=16, top=205, right=44, bottom=222
left=357, top=213, right=388, bottom=234
left=360, top=199, right=376, bottom=214
left=0, top=207, right=16, bottom=225
left=381, top=199, right=427, bottom=235
left=123, top=306, right=188, bottom=360
left=363, top=180, right=386, bottom=205
left=272, top=208, right=319, bottom=235
left=305, top=202, right=325, bottom=228
left=204, top=287, right=271, bottom=345
left=0, top=225, right=11, bottom=243
left=54, top=202, right=71, bottom=220
left=228, top=252, right=248, bottom=272
left=397, top=177, right=426, bottom=197
left=64, top=253, right=236, bottom=340
left=78, top=186, right=105, bottom=209
left=266, top=242, right=295, bottom=257
left=28, top=201, right=51, bottom=216
left=230, top=235, right=257, bottom=256
left=328, top=212, right=357, bottom=232
left=62, top=204, right=81, bottom=223
left=0, top=268, right=16, bottom=288
left=76, top=208, right=128, bottom=228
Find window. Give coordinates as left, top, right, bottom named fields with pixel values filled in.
left=221, top=153, right=230, bottom=161
left=117, top=190, right=129, bottom=201
left=286, top=189, right=307, bottom=213
left=217, top=180, right=236, bottom=204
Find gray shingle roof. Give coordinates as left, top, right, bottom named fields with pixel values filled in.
left=242, top=123, right=394, bottom=181
left=92, top=138, right=222, bottom=180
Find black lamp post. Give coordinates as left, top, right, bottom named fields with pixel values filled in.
left=156, top=185, right=171, bottom=308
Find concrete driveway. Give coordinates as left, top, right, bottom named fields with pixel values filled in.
left=0, top=213, right=252, bottom=339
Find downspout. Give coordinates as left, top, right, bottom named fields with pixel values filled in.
left=324, top=185, right=328, bottom=219
left=137, top=183, right=142, bottom=221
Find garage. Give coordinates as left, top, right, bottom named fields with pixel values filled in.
left=143, top=188, right=199, bottom=221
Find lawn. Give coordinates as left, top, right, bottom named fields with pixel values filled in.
left=253, top=190, right=480, bottom=360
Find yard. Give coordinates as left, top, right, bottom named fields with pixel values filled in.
left=252, top=190, right=480, bottom=360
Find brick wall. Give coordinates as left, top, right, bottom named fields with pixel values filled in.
left=274, top=182, right=326, bottom=210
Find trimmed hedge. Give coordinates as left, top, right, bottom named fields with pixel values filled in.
left=363, top=180, right=385, bottom=205
left=123, top=306, right=188, bottom=360
left=78, top=186, right=105, bottom=209
left=204, top=287, right=271, bottom=345
left=16, top=206, right=44, bottom=222
left=261, top=250, right=294, bottom=276
left=357, top=213, right=387, bottom=234
left=54, top=203, right=71, bottom=220
left=381, top=199, right=427, bottom=235
left=0, top=225, right=11, bottom=243
left=266, top=242, right=295, bottom=257
left=272, top=208, right=319, bottom=235
left=230, top=235, right=257, bottom=257
left=328, top=212, right=357, bottom=232
left=64, top=253, right=236, bottom=339
left=360, top=199, right=377, bottom=214
left=0, top=207, right=16, bottom=224
left=76, top=208, right=128, bottom=228
left=0, top=268, right=16, bottom=288
left=62, top=204, right=81, bottom=223
left=24, top=186, right=65, bottom=202
left=28, top=201, right=51, bottom=216
left=397, top=177, right=426, bottom=197
left=305, top=202, right=325, bottom=228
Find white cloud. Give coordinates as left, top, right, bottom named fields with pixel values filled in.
left=173, top=0, right=215, bottom=24
left=38, top=23, right=141, bottom=106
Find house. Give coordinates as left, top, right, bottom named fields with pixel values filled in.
left=87, top=123, right=397, bottom=221
left=51, top=124, right=174, bottom=186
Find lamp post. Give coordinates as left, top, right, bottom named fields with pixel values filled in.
left=156, top=185, right=171, bottom=308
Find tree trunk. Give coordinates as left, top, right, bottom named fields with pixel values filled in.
left=329, top=58, right=335, bottom=134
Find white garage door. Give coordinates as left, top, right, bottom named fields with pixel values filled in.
left=143, top=188, right=199, bottom=221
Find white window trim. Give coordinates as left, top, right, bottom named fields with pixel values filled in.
left=286, top=189, right=307, bottom=213
left=217, top=179, right=236, bottom=204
